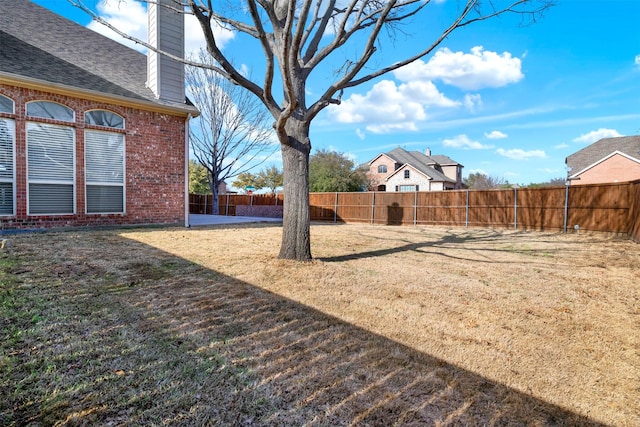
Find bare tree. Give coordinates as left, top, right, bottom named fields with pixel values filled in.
left=187, top=49, right=276, bottom=215
left=72, top=0, right=554, bottom=260
left=464, top=172, right=506, bottom=189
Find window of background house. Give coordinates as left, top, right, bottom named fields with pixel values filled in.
left=85, top=110, right=125, bottom=214
left=26, top=101, right=76, bottom=215
left=404, top=170, right=410, bottom=179
left=399, top=185, right=415, bottom=192
left=0, top=95, right=15, bottom=215
left=378, top=165, right=387, bottom=174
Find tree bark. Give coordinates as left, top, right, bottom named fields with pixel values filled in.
left=278, top=120, right=312, bottom=261
left=209, top=175, right=220, bottom=215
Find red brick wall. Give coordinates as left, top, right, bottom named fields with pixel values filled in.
left=0, top=84, right=187, bottom=230
left=572, top=154, right=640, bottom=185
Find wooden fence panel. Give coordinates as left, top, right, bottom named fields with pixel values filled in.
left=517, top=187, right=565, bottom=231
left=466, top=190, right=515, bottom=228
left=416, top=191, right=467, bottom=226
left=567, top=183, right=630, bottom=233
left=337, top=192, right=376, bottom=223
left=309, top=193, right=338, bottom=221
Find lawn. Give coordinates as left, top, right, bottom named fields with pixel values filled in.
left=1, top=223, right=638, bottom=426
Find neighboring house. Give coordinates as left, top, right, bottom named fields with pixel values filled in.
left=0, top=0, right=199, bottom=230
left=566, top=136, right=640, bottom=185
left=367, top=147, right=464, bottom=192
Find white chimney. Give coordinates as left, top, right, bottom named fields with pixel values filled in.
left=147, top=0, right=185, bottom=103
left=425, top=147, right=431, bottom=156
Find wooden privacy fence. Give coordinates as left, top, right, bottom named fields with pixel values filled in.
left=189, top=193, right=283, bottom=216
left=190, top=180, right=640, bottom=240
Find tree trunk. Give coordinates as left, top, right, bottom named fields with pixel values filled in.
left=209, top=176, right=220, bottom=215
left=278, top=120, right=312, bottom=261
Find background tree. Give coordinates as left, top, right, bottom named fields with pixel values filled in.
left=232, top=172, right=263, bottom=194
left=309, top=150, right=367, bottom=192
left=189, top=159, right=210, bottom=194
left=527, top=177, right=567, bottom=188
left=187, top=49, right=276, bottom=214
left=256, top=166, right=283, bottom=194
left=464, top=172, right=506, bottom=189
left=76, top=0, right=553, bottom=260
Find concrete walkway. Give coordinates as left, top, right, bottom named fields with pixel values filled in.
left=189, top=214, right=282, bottom=227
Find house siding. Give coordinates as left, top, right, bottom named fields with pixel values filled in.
left=0, top=84, right=186, bottom=230
left=385, top=165, right=433, bottom=192
left=572, top=154, right=640, bottom=185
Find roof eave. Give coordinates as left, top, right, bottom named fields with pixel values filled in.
left=0, top=71, right=200, bottom=118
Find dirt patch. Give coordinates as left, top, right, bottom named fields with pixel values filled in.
left=2, top=224, right=638, bottom=426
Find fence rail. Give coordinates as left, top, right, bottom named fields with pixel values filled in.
left=189, top=180, right=640, bottom=241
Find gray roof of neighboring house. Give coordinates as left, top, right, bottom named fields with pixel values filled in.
left=566, top=135, right=640, bottom=177
left=0, top=0, right=196, bottom=114
left=381, top=147, right=460, bottom=183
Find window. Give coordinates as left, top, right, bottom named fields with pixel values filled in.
left=399, top=185, right=416, bottom=192
left=85, top=110, right=125, bottom=214
left=27, top=122, right=75, bottom=214
left=0, top=94, right=14, bottom=114
left=85, top=110, right=124, bottom=128
left=0, top=112, right=15, bottom=215
left=404, top=170, right=410, bottom=179
left=377, top=165, right=387, bottom=174
left=26, top=101, right=74, bottom=122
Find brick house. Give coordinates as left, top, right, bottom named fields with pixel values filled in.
left=0, top=0, right=198, bottom=230
left=566, top=136, right=640, bottom=185
left=367, top=147, right=464, bottom=192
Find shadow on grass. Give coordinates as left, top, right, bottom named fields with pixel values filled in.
left=317, top=228, right=602, bottom=264
left=1, top=230, right=606, bottom=426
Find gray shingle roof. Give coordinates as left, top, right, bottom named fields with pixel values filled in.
left=0, top=0, right=196, bottom=114
left=383, top=147, right=460, bottom=182
left=566, top=135, right=640, bottom=177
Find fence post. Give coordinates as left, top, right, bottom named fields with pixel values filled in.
left=564, top=181, right=569, bottom=233
left=414, top=188, right=418, bottom=226
left=466, top=189, right=469, bottom=228
left=514, top=187, right=518, bottom=229
left=371, top=192, right=375, bottom=224
left=334, top=192, right=338, bottom=223
left=225, top=194, right=229, bottom=216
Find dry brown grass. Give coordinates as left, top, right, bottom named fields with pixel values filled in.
left=1, top=223, right=638, bottom=426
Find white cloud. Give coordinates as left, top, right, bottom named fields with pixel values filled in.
left=442, top=134, right=493, bottom=150
left=327, top=79, right=458, bottom=134
left=496, top=148, right=546, bottom=160
left=463, top=93, right=482, bottom=112
left=573, top=128, right=623, bottom=144
left=484, top=130, right=508, bottom=139
left=355, top=128, right=366, bottom=140
left=393, top=46, right=524, bottom=90
left=635, top=54, right=640, bottom=67
left=87, top=0, right=233, bottom=55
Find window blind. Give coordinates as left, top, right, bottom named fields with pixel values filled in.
left=85, top=130, right=124, bottom=214
left=27, top=122, right=75, bottom=214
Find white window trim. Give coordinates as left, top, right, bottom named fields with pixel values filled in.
left=26, top=121, right=76, bottom=215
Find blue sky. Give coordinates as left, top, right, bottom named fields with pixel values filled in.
left=34, top=0, right=640, bottom=185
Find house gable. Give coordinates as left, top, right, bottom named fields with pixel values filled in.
left=566, top=136, right=640, bottom=177
left=569, top=151, right=640, bottom=184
